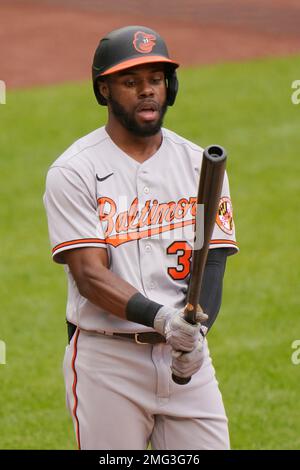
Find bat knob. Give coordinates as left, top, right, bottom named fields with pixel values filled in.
left=204, top=145, right=227, bottom=162
left=172, top=373, right=191, bottom=385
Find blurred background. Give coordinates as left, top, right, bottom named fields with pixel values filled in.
left=2, top=0, right=300, bottom=88
left=0, top=0, right=300, bottom=449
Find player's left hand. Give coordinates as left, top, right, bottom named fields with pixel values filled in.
left=154, top=304, right=208, bottom=353
left=170, top=326, right=207, bottom=378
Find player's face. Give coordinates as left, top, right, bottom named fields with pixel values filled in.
left=101, top=64, right=168, bottom=137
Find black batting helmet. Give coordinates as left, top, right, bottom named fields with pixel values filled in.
left=92, top=25, right=179, bottom=106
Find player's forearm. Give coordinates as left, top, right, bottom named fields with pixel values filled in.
left=64, top=247, right=163, bottom=326
left=76, top=264, right=139, bottom=319
left=74, top=263, right=163, bottom=325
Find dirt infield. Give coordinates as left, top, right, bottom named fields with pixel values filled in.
left=1, top=0, right=300, bottom=89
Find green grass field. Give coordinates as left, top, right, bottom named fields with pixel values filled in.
left=0, top=55, right=300, bottom=449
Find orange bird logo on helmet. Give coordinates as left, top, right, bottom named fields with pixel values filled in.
left=133, top=31, right=156, bottom=53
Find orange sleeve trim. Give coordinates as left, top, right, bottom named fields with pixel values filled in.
left=52, top=238, right=106, bottom=254
left=210, top=239, right=238, bottom=246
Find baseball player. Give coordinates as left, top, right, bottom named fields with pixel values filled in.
left=43, top=26, right=238, bottom=450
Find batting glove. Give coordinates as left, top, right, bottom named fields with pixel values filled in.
left=171, top=328, right=207, bottom=378
left=154, top=304, right=208, bottom=352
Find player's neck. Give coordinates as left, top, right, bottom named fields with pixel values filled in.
left=105, top=121, right=163, bottom=164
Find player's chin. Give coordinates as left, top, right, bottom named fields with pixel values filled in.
left=131, top=117, right=163, bottom=137
left=134, top=122, right=162, bottom=137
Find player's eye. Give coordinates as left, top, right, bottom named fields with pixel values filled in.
left=151, top=76, right=164, bottom=84
left=124, top=79, right=136, bottom=87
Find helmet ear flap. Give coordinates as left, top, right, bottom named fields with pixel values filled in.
left=166, top=70, right=178, bottom=106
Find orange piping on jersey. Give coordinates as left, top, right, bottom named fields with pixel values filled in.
left=52, top=233, right=238, bottom=253
left=52, top=238, right=106, bottom=254
left=71, top=329, right=81, bottom=450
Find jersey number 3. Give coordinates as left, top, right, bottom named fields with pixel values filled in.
left=167, top=241, right=192, bottom=280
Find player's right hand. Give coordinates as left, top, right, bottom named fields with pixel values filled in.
left=154, top=304, right=208, bottom=352
left=171, top=337, right=206, bottom=378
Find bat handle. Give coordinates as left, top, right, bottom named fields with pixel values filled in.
left=172, top=303, right=197, bottom=385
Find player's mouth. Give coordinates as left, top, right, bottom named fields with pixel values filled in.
left=136, top=101, right=159, bottom=122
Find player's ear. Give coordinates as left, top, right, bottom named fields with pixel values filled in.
left=98, top=79, right=110, bottom=102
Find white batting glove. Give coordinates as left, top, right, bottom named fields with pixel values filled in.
left=154, top=304, right=208, bottom=352
left=171, top=329, right=207, bottom=378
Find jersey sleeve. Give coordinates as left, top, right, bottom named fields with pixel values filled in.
left=43, top=166, right=107, bottom=263
left=210, top=171, right=238, bottom=255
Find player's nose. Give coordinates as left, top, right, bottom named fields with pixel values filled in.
left=138, top=79, right=154, bottom=98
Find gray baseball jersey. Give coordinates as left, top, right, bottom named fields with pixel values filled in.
left=44, top=126, right=237, bottom=334
left=44, top=126, right=238, bottom=450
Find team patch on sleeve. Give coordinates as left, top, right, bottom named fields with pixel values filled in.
left=216, top=197, right=234, bottom=235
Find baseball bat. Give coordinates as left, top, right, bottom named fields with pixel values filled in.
left=172, top=144, right=227, bottom=385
